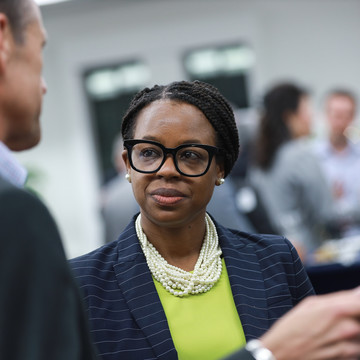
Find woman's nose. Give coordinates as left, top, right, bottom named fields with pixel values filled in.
left=156, top=154, right=180, bottom=177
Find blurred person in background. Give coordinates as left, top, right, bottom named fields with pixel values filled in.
left=314, top=89, right=360, bottom=238
left=248, top=82, right=337, bottom=261
left=0, top=0, right=96, bottom=358
left=207, top=171, right=255, bottom=233
left=229, top=109, right=278, bottom=235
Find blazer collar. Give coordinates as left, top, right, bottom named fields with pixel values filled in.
left=113, top=217, right=269, bottom=354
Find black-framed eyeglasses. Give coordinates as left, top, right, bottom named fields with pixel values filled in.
left=124, top=139, right=225, bottom=177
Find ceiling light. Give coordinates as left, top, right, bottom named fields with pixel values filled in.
left=35, top=0, right=71, bottom=6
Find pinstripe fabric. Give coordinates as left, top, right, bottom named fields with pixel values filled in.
left=70, top=216, right=314, bottom=360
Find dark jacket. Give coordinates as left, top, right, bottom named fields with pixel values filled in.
left=0, top=176, right=97, bottom=360
left=70, top=215, right=314, bottom=360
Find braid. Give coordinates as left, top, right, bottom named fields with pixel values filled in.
left=121, top=85, right=165, bottom=141
left=121, top=80, right=240, bottom=177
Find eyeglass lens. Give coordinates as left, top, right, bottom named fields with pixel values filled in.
left=131, top=143, right=210, bottom=176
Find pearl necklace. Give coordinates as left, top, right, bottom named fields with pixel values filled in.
left=135, top=213, right=222, bottom=297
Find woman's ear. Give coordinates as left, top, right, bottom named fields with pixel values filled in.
left=122, top=149, right=131, bottom=173
left=215, top=162, right=225, bottom=186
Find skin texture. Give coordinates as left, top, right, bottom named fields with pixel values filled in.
left=0, top=1, right=47, bottom=150
left=326, top=95, right=356, bottom=151
left=286, top=95, right=313, bottom=139
left=122, top=99, right=224, bottom=271
left=261, top=288, right=360, bottom=360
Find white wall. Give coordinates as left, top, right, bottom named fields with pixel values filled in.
left=16, top=0, right=360, bottom=258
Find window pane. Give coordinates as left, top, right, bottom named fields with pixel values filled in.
left=83, top=60, right=151, bottom=183
left=183, top=43, right=254, bottom=109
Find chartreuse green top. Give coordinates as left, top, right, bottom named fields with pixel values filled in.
left=154, top=258, right=246, bottom=360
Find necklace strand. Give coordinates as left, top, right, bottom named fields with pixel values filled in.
left=135, top=213, right=222, bottom=297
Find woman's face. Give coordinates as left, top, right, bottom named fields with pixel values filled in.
left=122, top=99, right=224, bottom=228
left=287, top=95, right=313, bottom=138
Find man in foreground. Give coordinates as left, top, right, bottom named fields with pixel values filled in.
left=0, top=0, right=96, bottom=359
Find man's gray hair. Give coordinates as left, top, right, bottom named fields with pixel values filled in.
left=0, top=0, right=33, bottom=44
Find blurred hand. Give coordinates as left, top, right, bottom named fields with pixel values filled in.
left=261, top=288, right=360, bottom=360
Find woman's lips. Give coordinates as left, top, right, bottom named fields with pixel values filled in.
left=150, top=188, right=186, bottom=205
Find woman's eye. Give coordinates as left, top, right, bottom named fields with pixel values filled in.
left=180, top=151, right=201, bottom=160
left=140, top=148, right=161, bottom=158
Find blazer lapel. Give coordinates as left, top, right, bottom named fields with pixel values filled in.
left=112, top=219, right=270, bottom=355
left=218, top=225, right=270, bottom=341
left=113, top=223, right=177, bottom=359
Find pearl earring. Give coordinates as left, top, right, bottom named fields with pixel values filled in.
left=125, top=173, right=131, bottom=183
left=217, top=178, right=225, bottom=185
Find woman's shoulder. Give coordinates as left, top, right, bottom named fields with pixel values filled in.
left=278, top=138, right=314, bottom=162
left=219, top=225, right=314, bottom=301
left=70, top=241, right=118, bottom=264
left=248, top=139, right=315, bottom=181
left=69, top=241, right=119, bottom=279
left=69, top=223, right=139, bottom=277
left=270, top=139, right=322, bottom=180
left=219, top=225, right=302, bottom=267
left=217, top=222, right=294, bottom=254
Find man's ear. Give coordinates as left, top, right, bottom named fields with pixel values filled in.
left=0, top=14, right=12, bottom=75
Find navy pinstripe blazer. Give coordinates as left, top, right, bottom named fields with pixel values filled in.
left=70, top=216, right=314, bottom=360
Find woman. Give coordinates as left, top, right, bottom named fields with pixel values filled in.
left=249, top=82, right=336, bottom=260
left=70, top=80, right=314, bottom=360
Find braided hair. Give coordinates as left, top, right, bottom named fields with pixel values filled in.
left=121, top=80, right=239, bottom=177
